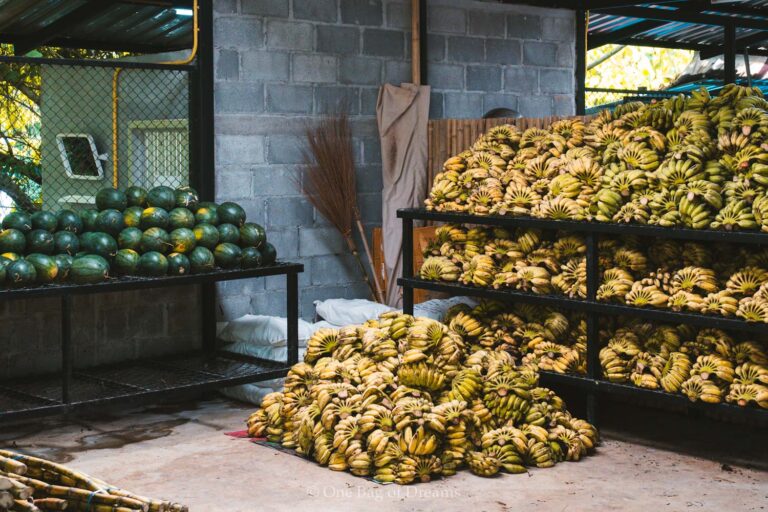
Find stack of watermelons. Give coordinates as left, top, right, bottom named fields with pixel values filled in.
left=0, top=186, right=276, bottom=288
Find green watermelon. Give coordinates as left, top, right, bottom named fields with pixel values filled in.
left=125, top=186, right=148, bottom=207
left=241, top=247, right=263, bottom=269
left=70, top=255, right=110, bottom=284
left=217, top=223, right=240, bottom=244
left=168, top=208, right=195, bottom=229
left=0, top=229, right=26, bottom=254
left=114, top=249, right=140, bottom=275
left=6, top=259, right=36, bottom=287
left=193, top=223, right=219, bottom=249
left=239, top=223, right=266, bottom=249
left=170, top=228, right=196, bottom=254
left=218, top=202, right=246, bottom=227
left=1, top=252, right=20, bottom=261
left=54, top=231, right=80, bottom=255
left=140, top=207, right=169, bottom=230
left=96, top=209, right=125, bottom=237
left=2, top=211, right=32, bottom=233
left=118, top=227, right=143, bottom=251
left=57, top=210, right=83, bottom=234
left=138, top=251, right=168, bottom=277
left=141, top=227, right=171, bottom=254
left=84, top=232, right=118, bottom=259
left=214, top=242, right=242, bottom=269
left=95, top=188, right=127, bottom=211
left=189, top=246, right=215, bottom=274
left=261, top=242, right=277, bottom=265
left=53, top=254, right=73, bottom=282
left=123, top=206, right=144, bottom=228
left=0, top=256, right=9, bottom=285
left=31, top=211, right=58, bottom=233
left=167, top=252, right=191, bottom=276
left=25, top=253, right=58, bottom=283
left=175, top=187, right=199, bottom=210
left=147, top=186, right=176, bottom=210
left=80, top=209, right=99, bottom=232
left=26, top=229, right=54, bottom=255
left=195, top=205, right=219, bottom=226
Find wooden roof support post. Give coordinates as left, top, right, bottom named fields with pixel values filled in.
left=411, top=0, right=426, bottom=85
left=576, top=4, right=588, bottom=116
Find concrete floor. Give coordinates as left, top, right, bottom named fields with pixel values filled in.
left=1, top=398, right=766, bottom=512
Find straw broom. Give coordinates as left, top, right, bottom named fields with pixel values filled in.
left=298, top=113, right=385, bottom=303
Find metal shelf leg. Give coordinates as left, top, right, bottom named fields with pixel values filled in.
left=61, top=295, right=72, bottom=405
left=585, top=233, right=600, bottom=426
left=287, top=272, right=299, bottom=366
left=402, top=216, right=414, bottom=315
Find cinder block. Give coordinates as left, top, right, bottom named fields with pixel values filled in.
left=315, top=85, right=360, bottom=115
left=356, top=164, right=383, bottom=193
left=483, top=93, right=519, bottom=114
left=427, top=34, right=446, bottom=62
left=542, top=16, right=575, bottom=42
left=250, top=290, right=289, bottom=317
left=218, top=278, right=264, bottom=298
left=215, top=17, right=263, bottom=48
left=557, top=42, right=574, bottom=68
left=485, top=38, right=521, bottom=65
left=266, top=20, right=313, bottom=50
left=466, top=65, right=501, bottom=92
left=360, top=87, right=380, bottom=116
left=216, top=134, right=265, bottom=165
left=357, top=192, right=382, bottom=223
left=523, top=41, right=557, bottom=66
left=214, top=0, right=237, bottom=14
left=265, top=228, right=300, bottom=259
left=235, top=198, right=267, bottom=224
left=266, top=197, right=314, bottom=228
left=300, top=227, right=346, bottom=257
left=429, top=91, right=443, bottom=118
left=310, top=254, right=359, bottom=285
left=292, top=54, right=337, bottom=83
left=216, top=169, right=253, bottom=200
left=265, top=266, right=311, bottom=290
left=384, top=60, right=411, bottom=84
left=553, top=94, right=575, bottom=116
left=316, top=25, right=360, bottom=55
left=518, top=95, right=554, bottom=117
left=507, top=14, right=541, bottom=40
left=340, top=0, right=382, bottom=26
left=214, top=82, right=264, bottom=113
left=428, top=6, right=466, bottom=34
left=241, top=50, right=290, bottom=81
left=215, top=49, right=239, bottom=80
left=252, top=166, right=299, bottom=197
left=444, top=92, right=484, bottom=118
left=386, top=2, right=409, bottom=29
left=265, top=84, right=313, bottom=113
left=446, top=36, right=484, bottom=63
left=218, top=295, right=253, bottom=321
left=427, top=63, right=464, bottom=90
left=361, top=137, right=381, bottom=165
left=469, top=11, right=505, bottom=37
left=540, top=68, right=573, bottom=94
left=267, top=135, right=304, bottom=164
left=339, top=56, right=382, bottom=85
left=504, top=66, right=538, bottom=93
left=363, top=29, right=404, bottom=58
left=294, top=0, right=337, bottom=22
left=241, top=0, right=288, bottom=17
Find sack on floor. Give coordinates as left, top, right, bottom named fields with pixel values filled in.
left=218, top=315, right=314, bottom=347
left=223, top=342, right=307, bottom=362
left=413, top=296, right=479, bottom=321
left=221, top=379, right=284, bottom=406
left=314, top=298, right=395, bottom=326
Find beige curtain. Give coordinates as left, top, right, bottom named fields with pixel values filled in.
left=376, top=83, right=431, bottom=308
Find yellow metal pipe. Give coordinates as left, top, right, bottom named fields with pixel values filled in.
left=111, top=0, right=199, bottom=189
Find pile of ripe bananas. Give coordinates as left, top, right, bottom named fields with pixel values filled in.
left=419, top=224, right=768, bottom=322
left=427, top=85, right=768, bottom=232
left=598, top=321, right=768, bottom=408
left=246, top=312, right=597, bottom=484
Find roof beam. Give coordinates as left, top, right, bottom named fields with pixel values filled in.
left=586, top=0, right=687, bottom=9
left=13, top=1, right=117, bottom=55
left=700, top=30, right=768, bottom=59
left=588, top=19, right=666, bottom=49
left=595, top=6, right=768, bottom=31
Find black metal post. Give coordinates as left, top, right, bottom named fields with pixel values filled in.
left=287, top=272, right=299, bottom=366
left=402, top=217, right=414, bottom=315
left=575, top=5, right=588, bottom=116
left=585, top=233, right=600, bottom=425
left=724, top=23, right=737, bottom=85
left=61, top=295, right=72, bottom=404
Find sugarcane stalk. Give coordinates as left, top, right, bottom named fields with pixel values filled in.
left=12, top=499, right=40, bottom=512
left=0, top=457, right=27, bottom=476
left=0, top=476, right=14, bottom=491
left=0, top=490, right=14, bottom=508
left=31, top=498, right=67, bottom=511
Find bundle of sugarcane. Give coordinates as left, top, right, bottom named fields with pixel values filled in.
left=0, top=451, right=186, bottom=512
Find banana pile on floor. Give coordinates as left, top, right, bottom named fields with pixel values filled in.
left=427, top=84, right=768, bottom=232
left=0, top=450, right=187, bottom=512
left=420, top=224, right=768, bottom=322
left=246, top=312, right=598, bottom=484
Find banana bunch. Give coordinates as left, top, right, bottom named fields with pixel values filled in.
left=245, top=313, right=598, bottom=485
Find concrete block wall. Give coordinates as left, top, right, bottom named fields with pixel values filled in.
left=214, top=0, right=575, bottom=319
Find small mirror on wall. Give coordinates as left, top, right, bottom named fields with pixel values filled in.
left=56, top=134, right=106, bottom=180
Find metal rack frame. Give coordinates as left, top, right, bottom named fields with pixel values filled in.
left=0, top=263, right=303, bottom=422
left=398, top=207, right=768, bottom=425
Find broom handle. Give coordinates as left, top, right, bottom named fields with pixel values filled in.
left=355, top=219, right=385, bottom=304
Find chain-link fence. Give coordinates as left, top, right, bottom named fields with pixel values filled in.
left=0, top=56, right=193, bottom=219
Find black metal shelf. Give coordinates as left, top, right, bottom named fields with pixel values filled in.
left=0, top=263, right=303, bottom=422
left=398, top=208, right=768, bottom=426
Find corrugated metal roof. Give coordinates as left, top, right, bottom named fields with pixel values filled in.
left=0, top=0, right=193, bottom=54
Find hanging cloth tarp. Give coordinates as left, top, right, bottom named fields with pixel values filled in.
left=376, top=83, right=430, bottom=308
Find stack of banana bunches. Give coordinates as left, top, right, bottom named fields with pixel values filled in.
left=427, top=84, right=768, bottom=231
left=0, top=450, right=186, bottom=512
left=247, top=312, right=599, bottom=484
